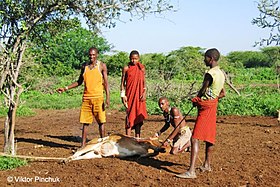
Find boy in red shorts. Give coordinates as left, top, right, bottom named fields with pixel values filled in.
left=176, top=48, right=226, bottom=179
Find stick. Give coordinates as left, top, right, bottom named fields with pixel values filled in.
left=222, top=70, right=240, bottom=96
left=197, top=155, right=203, bottom=164
left=225, top=81, right=240, bottom=96
left=0, top=153, right=66, bottom=162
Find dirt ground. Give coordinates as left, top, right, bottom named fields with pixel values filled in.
left=0, top=109, right=279, bottom=187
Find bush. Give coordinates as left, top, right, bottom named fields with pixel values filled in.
left=0, top=156, right=27, bottom=170
left=218, top=86, right=280, bottom=116
left=102, top=52, right=128, bottom=76
left=227, top=51, right=270, bottom=68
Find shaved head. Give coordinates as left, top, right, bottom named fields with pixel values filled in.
left=158, top=97, right=169, bottom=112
left=159, top=97, right=168, bottom=103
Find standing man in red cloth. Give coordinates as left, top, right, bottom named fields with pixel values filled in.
left=176, top=48, right=226, bottom=179
left=120, top=50, right=148, bottom=138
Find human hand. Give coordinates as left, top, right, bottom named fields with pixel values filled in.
left=191, top=96, right=200, bottom=107
left=192, top=102, right=197, bottom=107
left=57, top=87, right=65, bottom=94
left=162, top=141, right=169, bottom=147
left=105, top=99, right=110, bottom=108
left=140, top=91, right=146, bottom=102
left=122, top=96, right=128, bottom=108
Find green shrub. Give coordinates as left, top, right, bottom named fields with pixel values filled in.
left=0, top=156, right=27, bottom=170
left=218, top=87, right=280, bottom=116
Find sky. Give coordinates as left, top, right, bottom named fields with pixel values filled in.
left=100, top=0, right=274, bottom=55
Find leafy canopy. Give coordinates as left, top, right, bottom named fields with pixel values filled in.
left=28, top=20, right=111, bottom=76
left=252, top=0, right=280, bottom=46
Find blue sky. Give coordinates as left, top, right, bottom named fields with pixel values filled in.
left=100, top=0, right=273, bottom=55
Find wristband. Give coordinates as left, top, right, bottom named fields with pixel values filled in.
left=65, top=86, right=68, bottom=91
left=167, top=139, right=173, bottom=143
left=121, top=90, right=126, bottom=97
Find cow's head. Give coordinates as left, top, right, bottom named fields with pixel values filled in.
left=136, top=138, right=166, bottom=153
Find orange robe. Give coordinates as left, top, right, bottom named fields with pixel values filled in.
left=125, top=62, right=148, bottom=128
left=191, top=97, right=218, bottom=144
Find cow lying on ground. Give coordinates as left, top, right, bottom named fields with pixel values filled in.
left=66, top=134, right=166, bottom=161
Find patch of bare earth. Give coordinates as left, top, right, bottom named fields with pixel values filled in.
left=0, top=109, right=279, bottom=187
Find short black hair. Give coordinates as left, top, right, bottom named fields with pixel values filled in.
left=89, top=47, right=99, bottom=54
left=205, top=48, right=220, bottom=61
left=129, top=50, right=140, bottom=58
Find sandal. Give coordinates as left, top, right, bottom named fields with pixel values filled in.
left=175, top=171, right=197, bottom=179
left=199, top=166, right=212, bottom=172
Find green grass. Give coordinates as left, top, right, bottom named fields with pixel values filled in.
left=0, top=156, right=27, bottom=170
left=0, top=70, right=279, bottom=117
left=21, top=91, right=83, bottom=110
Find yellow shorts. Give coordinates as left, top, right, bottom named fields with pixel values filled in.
left=79, top=98, right=106, bottom=124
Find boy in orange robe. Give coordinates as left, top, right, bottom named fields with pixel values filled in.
left=120, top=50, right=148, bottom=138
left=176, top=48, right=226, bottom=179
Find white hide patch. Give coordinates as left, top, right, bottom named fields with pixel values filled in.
left=100, top=141, right=119, bottom=157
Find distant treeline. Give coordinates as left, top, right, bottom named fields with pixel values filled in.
left=24, top=24, right=280, bottom=81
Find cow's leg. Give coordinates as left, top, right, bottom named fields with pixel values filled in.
left=66, top=149, right=102, bottom=162
left=72, top=150, right=102, bottom=160
left=69, top=143, right=102, bottom=160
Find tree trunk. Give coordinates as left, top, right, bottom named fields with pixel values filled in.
left=3, top=94, right=20, bottom=155
left=3, top=41, right=26, bottom=154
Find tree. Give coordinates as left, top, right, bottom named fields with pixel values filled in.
left=0, top=0, right=174, bottom=154
left=252, top=0, right=280, bottom=46
left=227, top=51, right=270, bottom=68
left=164, top=46, right=204, bottom=80
left=103, top=51, right=128, bottom=76
left=141, top=53, right=166, bottom=79
left=261, top=46, right=280, bottom=66
left=29, top=22, right=111, bottom=76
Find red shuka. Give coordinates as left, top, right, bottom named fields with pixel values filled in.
left=192, top=97, right=219, bottom=144
left=125, top=62, right=148, bottom=128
